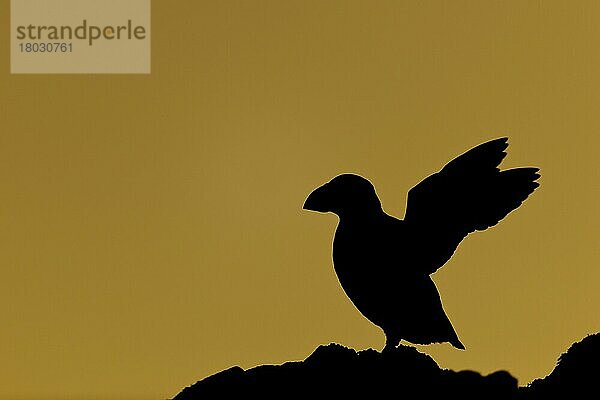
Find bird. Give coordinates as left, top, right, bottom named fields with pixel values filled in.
left=302, top=138, right=540, bottom=352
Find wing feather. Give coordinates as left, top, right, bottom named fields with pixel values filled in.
left=403, top=138, right=540, bottom=273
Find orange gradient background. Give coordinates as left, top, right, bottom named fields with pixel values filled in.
left=1, top=1, right=599, bottom=399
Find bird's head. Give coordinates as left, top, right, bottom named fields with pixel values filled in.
left=303, top=174, right=382, bottom=218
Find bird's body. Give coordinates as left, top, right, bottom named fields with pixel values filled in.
left=332, top=213, right=464, bottom=349
left=303, top=138, right=540, bottom=351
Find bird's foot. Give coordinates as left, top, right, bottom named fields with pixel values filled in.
left=383, top=337, right=400, bottom=353
left=382, top=344, right=395, bottom=353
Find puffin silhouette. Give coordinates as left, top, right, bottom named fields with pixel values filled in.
left=303, top=138, right=540, bottom=351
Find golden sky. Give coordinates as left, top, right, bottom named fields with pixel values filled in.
left=1, top=1, right=600, bottom=399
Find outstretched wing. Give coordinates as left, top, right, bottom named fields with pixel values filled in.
left=403, top=138, right=540, bottom=274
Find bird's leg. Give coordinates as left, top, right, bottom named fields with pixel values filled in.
left=383, top=333, right=400, bottom=353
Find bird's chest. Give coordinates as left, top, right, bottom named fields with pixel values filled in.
left=331, top=222, right=409, bottom=323
left=332, top=224, right=390, bottom=289
left=333, top=229, right=371, bottom=266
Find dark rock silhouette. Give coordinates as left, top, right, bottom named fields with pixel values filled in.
left=173, top=333, right=600, bottom=399
left=173, top=344, right=517, bottom=400
left=303, top=138, right=540, bottom=351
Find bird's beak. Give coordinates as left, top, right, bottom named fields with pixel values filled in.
left=303, top=184, right=331, bottom=213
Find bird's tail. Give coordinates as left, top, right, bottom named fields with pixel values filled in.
left=450, top=337, right=466, bottom=350
left=442, top=311, right=465, bottom=350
